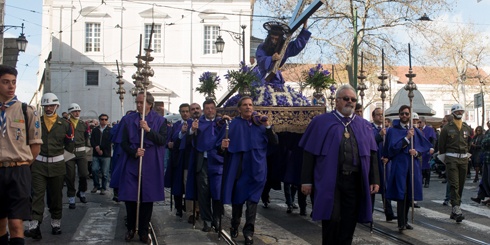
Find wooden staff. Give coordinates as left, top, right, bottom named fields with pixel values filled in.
left=377, top=49, right=390, bottom=216
left=404, top=43, right=417, bottom=223
left=135, top=23, right=155, bottom=233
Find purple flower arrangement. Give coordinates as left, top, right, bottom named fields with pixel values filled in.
left=196, top=71, right=220, bottom=95
left=224, top=61, right=260, bottom=91
left=303, top=64, right=335, bottom=91
left=223, top=84, right=311, bottom=107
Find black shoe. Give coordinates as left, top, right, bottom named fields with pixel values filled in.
left=112, top=196, right=119, bottom=202
left=299, top=208, right=306, bottom=216
left=69, top=203, right=76, bottom=209
left=414, top=203, right=421, bottom=208
left=292, top=203, right=298, bottom=209
left=443, top=200, right=449, bottom=206
left=51, top=226, right=62, bottom=235
left=405, top=224, right=413, bottom=230
left=423, top=183, right=429, bottom=188
left=230, top=227, right=239, bottom=238
left=442, top=179, right=447, bottom=184
left=471, top=197, right=481, bottom=204
left=386, top=215, right=397, bottom=222
left=201, top=225, right=212, bottom=232
left=25, top=225, right=42, bottom=240
left=245, top=235, right=254, bottom=245
left=286, top=205, right=292, bottom=214
left=176, top=210, right=183, bottom=217
left=450, top=212, right=465, bottom=223
left=212, top=221, right=220, bottom=233
left=188, top=215, right=195, bottom=224
left=262, top=202, right=268, bottom=208
left=125, top=230, right=135, bottom=241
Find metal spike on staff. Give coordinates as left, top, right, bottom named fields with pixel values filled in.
left=116, top=60, right=126, bottom=118
left=377, top=49, right=390, bottom=221
left=403, top=43, right=417, bottom=224
left=134, top=23, right=155, bottom=234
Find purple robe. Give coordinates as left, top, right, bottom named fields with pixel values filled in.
left=164, top=120, right=192, bottom=195
left=372, top=123, right=391, bottom=194
left=118, top=111, right=167, bottom=202
left=256, top=29, right=311, bottom=85
left=217, top=117, right=270, bottom=204
left=421, top=126, right=436, bottom=170
left=298, top=112, right=377, bottom=223
left=191, top=115, right=224, bottom=200
left=383, top=119, right=432, bottom=201
left=109, top=113, right=133, bottom=189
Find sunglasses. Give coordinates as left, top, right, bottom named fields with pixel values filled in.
left=100, top=118, right=108, bottom=121
left=339, top=96, right=358, bottom=102
left=399, top=112, right=410, bottom=116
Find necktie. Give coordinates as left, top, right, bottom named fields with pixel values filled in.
left=0, top=96, right=18, bottom=137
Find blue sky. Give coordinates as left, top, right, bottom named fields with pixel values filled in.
left=4, top=0, right=490, bottom=102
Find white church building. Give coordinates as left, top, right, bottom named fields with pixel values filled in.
left=35, top=0, right=253, bottom=120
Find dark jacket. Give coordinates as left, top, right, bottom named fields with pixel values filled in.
left=90, top=125, right=112, bottom=157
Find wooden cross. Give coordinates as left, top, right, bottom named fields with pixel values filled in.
left=265, top=0, right=326, bottom=81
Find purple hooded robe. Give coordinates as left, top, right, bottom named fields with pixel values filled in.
left=298, top=112, right=378, bottom=223
left=118, top=110, right=167, bottom=202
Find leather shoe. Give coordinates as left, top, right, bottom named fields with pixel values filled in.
left=286, top=205, right=292, bottom=214
left=69, top=203, right=76, bottom=209
left=25, top=225, right=42, bottom=240
left=230, top=227, right=238, bottom=238
left=414, top=203, right=421, bottom=208
left=176, top=210, right=183, bottom=217
left=125, top=230, right=135, bottom=241
left=188, top=215, right=195, bottom=224
left=405, top=224, right=413, bottom=230
left=245, top=235, right=254, bottom=245
left=471, top=197, right=481, bottom=204
left=212, top=221, right=220, bottom=233
left=299, top=209, right=306, bottom=216
left=51, top=226, right=62, bottom=235
left=386, top=215, right=397, bottom=222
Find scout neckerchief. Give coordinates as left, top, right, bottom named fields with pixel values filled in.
left=0, top=96, right=18, bottom=137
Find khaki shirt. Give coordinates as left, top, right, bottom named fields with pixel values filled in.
left=438, top=121, right=471, bottom=154
left=0, top=101, right=43, bottom=162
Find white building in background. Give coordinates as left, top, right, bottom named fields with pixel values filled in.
left=37, top=0, right=252, bottom=120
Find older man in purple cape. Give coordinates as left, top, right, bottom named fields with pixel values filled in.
left=383, top=105, right=431, bottom=232
left=118, top=92, right=167, bottom=243
left=188, top=100, right=225, bottom=232
left=218, top=96, right=278, bottom=245
left=299, top=84, right=379, bottom=245
left=256, top=21, right=310, bottom=86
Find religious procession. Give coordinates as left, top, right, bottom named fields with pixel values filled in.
left=2, top=0, right=490, bottom=245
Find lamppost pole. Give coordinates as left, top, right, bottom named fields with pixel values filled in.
left=215, top=25, right=247, bottom=64
left=241, top=25, right=246, bottom=64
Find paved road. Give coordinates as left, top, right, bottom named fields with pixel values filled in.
left=26, top=172, right=490, bottom=245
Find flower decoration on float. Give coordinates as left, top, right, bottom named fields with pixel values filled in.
left=224, top=61, right=260, bottom=96
left=303, top=64, right=335, bottom=91
left=196, top=71, right=220, bottom=97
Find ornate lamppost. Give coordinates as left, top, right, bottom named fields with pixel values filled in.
left=215, top=25, right=247, bottom=64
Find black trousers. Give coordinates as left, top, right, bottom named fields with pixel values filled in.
left=125, top=201, right=154, bottom=237
left=397, top=170, right=411, bottom=228
left=231, top=201, right=257, bottom=237
left=322, top=172, right=361, bottom=245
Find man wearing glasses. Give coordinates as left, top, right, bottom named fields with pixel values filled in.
left=383, top=105, right=431, bottom=232
left=300, top=84, right=379, bottom=244
left=90, top=114, right=112, bottom=195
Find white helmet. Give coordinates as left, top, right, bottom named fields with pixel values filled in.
left=412, top=112, right=419, bottom=120
left=68, top=103, right=81, bottom=113
left=41, top=93, right=60, bottom=106
left=451, top=103, right=465, bottom=113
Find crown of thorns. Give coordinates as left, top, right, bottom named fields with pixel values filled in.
left=263, top=21, right=290, bottom=35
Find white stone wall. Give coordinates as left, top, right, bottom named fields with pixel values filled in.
left=39, top=0, right=252, bottom=120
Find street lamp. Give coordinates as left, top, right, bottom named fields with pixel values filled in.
left=1, top=23, right=28, bottom=52
left=214, top=25, right=247, bottom=64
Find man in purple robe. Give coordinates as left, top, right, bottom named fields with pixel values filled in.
left=299, top=84, right=379, bottom=245
left=119, top=92, right=167, bottom=244
left=189, top=100, right=227, bottom=232
left=256, top=21, right=310, bottom=86
left=371, top=108, right=396, bottom=221
left=418, top=116, right=436, bottom=188
left=219, top=96, right=278, bottom=245
left=164, top=103, right=192, bottom=218
left=383, top=105, right=431, bottom=232
left=185, top=103, right=202, bottom=224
